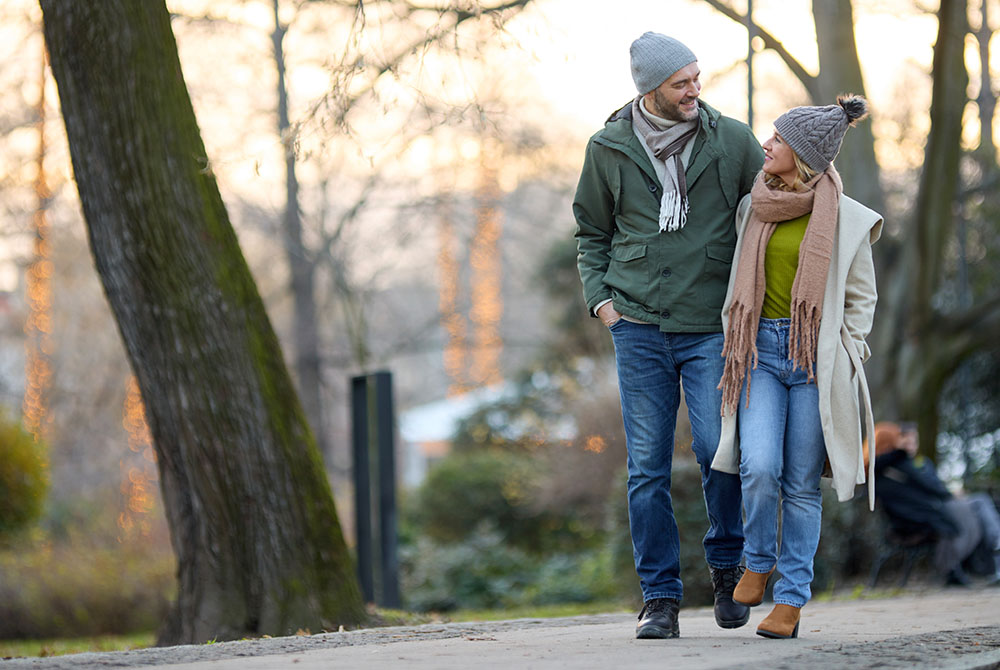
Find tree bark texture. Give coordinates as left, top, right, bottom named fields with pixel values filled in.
left=40, top=0, right=365, bottom=644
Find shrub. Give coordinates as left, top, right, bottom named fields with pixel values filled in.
left=0, top=503, right=175, bottom=640
left=400, top=524, right=535, bottom=612
left=0, top=411, right=48, bottom=539
left=410, top=448, right=595, bottom=553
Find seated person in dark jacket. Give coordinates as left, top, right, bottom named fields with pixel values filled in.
left=874, top=422, right=1000, bottom=585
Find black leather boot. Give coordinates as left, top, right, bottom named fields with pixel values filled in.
left=710, top=565, right=750, bottom=629
left=636, top=597, right=680, bottom=639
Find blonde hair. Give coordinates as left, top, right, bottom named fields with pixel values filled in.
left=764, top=143, right=819, bottom=192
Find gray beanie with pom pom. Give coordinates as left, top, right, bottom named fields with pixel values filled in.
left=773, top=95, right=870, bottom=172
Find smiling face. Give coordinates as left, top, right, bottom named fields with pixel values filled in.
left=761, top=131, right=800, bottom=187
left=644, top=62, right=701, bottom=122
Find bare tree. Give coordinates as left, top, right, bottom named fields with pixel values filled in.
left=265, top=0, right=535, bottom=457
left=706, top=0, right=1000, bottom=460
left=883, top=0, right=1000, bottom=454
left=40, top=0, right=365, bottom=644
left=272, top=0, right=328, bottom=458
left=702, top=0, right=885, bottom=215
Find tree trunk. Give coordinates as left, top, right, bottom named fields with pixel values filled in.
left=40, top=0, right=365, bottom=644
left=811, top=0, right=885, bottom=216
left=272, top=2, right=329, bottom=461
left=975, top=0, right=995, bottom=157
left=875, top=0, right=970, bottom=457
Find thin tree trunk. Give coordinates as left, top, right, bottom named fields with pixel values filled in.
left=272, top=1, right=329, bottom=461
left=812, top=0, right=885, bottom=216
left=23, top=41, right=51, bottom=442
left=40, top=0, right=364, bottom=643
left=976, top=0, right=995, bottom=157
left=887, top=0, right=969, bottom=457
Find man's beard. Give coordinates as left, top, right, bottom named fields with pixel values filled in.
left=651, top=88, right=698, bottom=122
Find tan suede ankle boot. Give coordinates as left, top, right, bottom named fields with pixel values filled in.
left=732, top=567, right=774, bottom=607
left=756, top=604, right=801, bottom=639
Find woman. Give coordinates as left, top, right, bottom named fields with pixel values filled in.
left=711, top=95, right=881, bottom=639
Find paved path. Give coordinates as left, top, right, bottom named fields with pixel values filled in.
left=4, top=588, right=1000, bottom=669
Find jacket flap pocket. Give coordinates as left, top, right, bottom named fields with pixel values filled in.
left=705, top=244, right=735, bottom=263
left=613, top=244, right=647, bottom=262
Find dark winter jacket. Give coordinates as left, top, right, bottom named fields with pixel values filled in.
left=573, top=99, right=764, bottom=331
left=874, top=449, right=959, bottom=539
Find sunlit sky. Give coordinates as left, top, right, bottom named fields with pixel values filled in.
left=1, top=0, right=991, bottom=293
left=506, top=0, right=942, bottom=138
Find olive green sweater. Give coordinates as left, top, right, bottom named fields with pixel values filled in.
left=762, top=212, right=810, bottom=319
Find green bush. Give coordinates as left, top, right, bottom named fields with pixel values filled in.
left=0, top=411, right=48, bottom=538
left=523, top=549, right=622, bottom=606
left=400, top=524, right=536, bottom=612
left=400, top=524, right=628, bottom=612
left=410, top=448, right=596, bottom=553
left=400, top=447, right=631, bottom=611
left=0, top=504, right=175, bottom=640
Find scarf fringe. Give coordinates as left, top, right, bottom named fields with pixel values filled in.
left=789, top=300, right=821, bottom=380
left=660, top=191, right=688, bottom=232
left=719, top=302, right=758, bottom=415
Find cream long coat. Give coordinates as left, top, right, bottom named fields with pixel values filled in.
left=710, top=192, right=883, bottom=509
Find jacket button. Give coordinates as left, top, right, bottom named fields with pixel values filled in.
left=648, top=183, right=657, bottom=192
left=661, top=310, right=670, bottom=319
left=661, top=268, right=672, bottom=278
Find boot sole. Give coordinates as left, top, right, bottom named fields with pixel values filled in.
left=636, top=623, right=680, bottom=639
left=756, top=621, right=800, bottom=639
left=715, top=611, right=750, bottom=629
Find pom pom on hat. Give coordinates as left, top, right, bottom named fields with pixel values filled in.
left=837, top=94, right=869, bottom=126
left=773, top=93, right=871, bottom=172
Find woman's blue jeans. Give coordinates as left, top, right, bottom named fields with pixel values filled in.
left=609, top=319, right=744, bottom=602
left=738, top=318, right=827, bottom=608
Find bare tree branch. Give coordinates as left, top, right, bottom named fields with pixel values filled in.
left=311, top=0, right=533, bottom=127
left=700, top=0, right=820, bottom=100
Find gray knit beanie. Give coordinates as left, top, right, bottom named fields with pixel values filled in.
left=773, top=94, right=870, bottom=172
left=630, top=32, right=697, bottom=94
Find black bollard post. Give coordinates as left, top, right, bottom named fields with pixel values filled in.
left=350, top=371, right=400, bottom=608
left=351, top=375, right=374, bottom=603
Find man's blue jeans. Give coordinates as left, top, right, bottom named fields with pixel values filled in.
left=609, top=319, right=744, bottom=602
left=737, top=318, right=827, bottom=608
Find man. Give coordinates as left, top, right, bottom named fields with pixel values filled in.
left=573, top=32, right=764, bottom=639
left=874, top=422, right=1000, bottom=586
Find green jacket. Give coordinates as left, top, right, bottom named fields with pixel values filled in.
left=573, top=99, right=764, bottom=332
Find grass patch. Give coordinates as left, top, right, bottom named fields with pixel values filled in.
left=439, top=599, right=631, bottom=623
left=0, top=631, right=154, bottom=659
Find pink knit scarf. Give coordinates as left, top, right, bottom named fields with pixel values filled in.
left=719, top=167, right=843, bottom=415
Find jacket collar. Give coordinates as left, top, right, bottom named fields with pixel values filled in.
left=595, top=99, right=722, bottom=186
